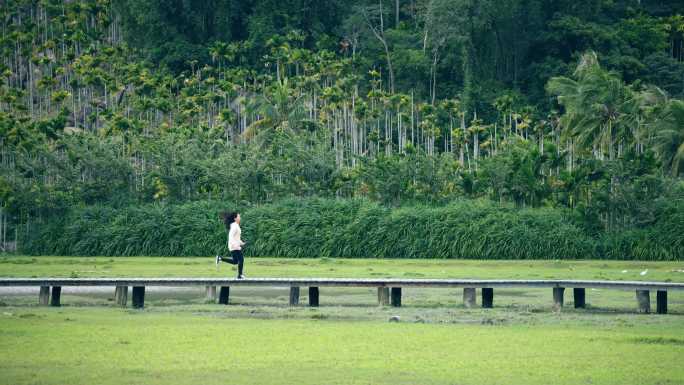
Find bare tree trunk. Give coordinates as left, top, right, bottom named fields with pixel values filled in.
left=460, top=114, right=466, bottom=167
left=364, top=1, right=395, bottom=93
left=431, top=49, right=438, bottom=105
left=410, top=91, right=415, bottom=145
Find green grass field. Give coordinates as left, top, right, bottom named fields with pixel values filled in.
left=2, top=255, right=684, bottom=281
left=1, top=256, right=683, bottom=384
left=1, top=308, right=683, bottom=385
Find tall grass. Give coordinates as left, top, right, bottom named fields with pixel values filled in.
left=19, top=198, right=682, bottom=260
left=597, top=196, right=684, bottom=260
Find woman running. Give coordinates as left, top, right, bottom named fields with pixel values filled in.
left=215, top=211, right=246, bottom=279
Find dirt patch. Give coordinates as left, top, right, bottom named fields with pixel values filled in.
left=630, top=337, right=684, bottom=346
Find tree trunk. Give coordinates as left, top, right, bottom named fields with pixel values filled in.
left=365, top=1, right=395, bottom=93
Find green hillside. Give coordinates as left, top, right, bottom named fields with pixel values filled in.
left=2, top=0, right=684, bottom=258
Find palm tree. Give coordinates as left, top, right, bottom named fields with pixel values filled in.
left=547, top=51, right=637, bottom=161
left=390, top=93, right=410, bottom=153
left=654, top=99, right=684, bottom=175
left=243, top=77, right=310, bottom=143
left=209, top=41, right=230, bottom=73
left=452, top=125, right=466, bottom=167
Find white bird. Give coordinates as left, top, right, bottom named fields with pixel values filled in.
left=621, top=270, right=628, bottom=273
left=640, top=269, right=648, bottom=276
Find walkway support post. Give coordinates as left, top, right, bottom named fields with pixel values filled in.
left=573, top=288, right=586, bottom=309
left=463, top=288, right=476, bottom=308
left=39, top=286, right=50, bottom=306
left=378, top=287, right=390, bottom=306
left=289, top=287, right=300, bottom=306
left=115, top=286, right=128, bottom=308
left=391, top=287, right=402, bottom=307
left=309, top=287, right=319, bottom=307
left=636, top=290, right=650, bottom=314
left=205, top=286, right=217, bottom=302
left=553, top=287, right=565, bottom=310
left=218, top=287, right=230, bottom=305
left=482, top=288, right=493, bottom=308
left=656, top=291, right=667, bottom=314
left=132, top=286, right=145, bottom=309
left=50, top=286, right=61, bottom=307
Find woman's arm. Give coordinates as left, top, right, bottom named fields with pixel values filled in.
left=237, top=225, right=245, bottom=246
left=225, top=226, right=231, bottom=248
left=228, top=224, right=240, bottom=250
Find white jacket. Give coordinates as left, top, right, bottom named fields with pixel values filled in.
left=228, top=222, right=245, bottom=251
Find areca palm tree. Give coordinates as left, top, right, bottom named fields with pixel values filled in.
left=209, top=41, right=230, bottom=73
left=389, top=93, right=410, bottom=153
left=438, top=99, right=460, bottom=154
left=493, top=94, right=514, bottom=140
left=468, top=117, right=488, bottom=162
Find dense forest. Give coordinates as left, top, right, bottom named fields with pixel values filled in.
left=2, top=0, right=684, bottom=258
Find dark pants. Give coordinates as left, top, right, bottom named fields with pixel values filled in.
left=220, top=250, right=244, bottom=276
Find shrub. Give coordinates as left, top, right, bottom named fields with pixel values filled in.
left=19, top=197, right=680, bottom=260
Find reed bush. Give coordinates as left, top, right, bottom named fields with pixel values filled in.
left=19, top=198, right=681, bottom=260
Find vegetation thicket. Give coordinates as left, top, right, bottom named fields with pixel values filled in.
left=19, top=198, right=682, bottom=259
left=2, top=0, right=684, bottom=259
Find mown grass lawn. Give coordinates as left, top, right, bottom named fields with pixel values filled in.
left=0, top=307, right=683, bottom=385
left=2, top=255, right=684, bottom=281
left=1, top=256, right=683, bottom=385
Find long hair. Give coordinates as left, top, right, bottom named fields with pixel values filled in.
left=220, top=211, right=238, bottom=230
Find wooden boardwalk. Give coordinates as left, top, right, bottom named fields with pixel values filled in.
left=1, top=278, right=682, bottom=314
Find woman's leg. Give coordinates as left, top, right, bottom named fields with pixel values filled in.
left=220, top=252, right=238, bottom=265
left=237, top=250, right=244, bottom=277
